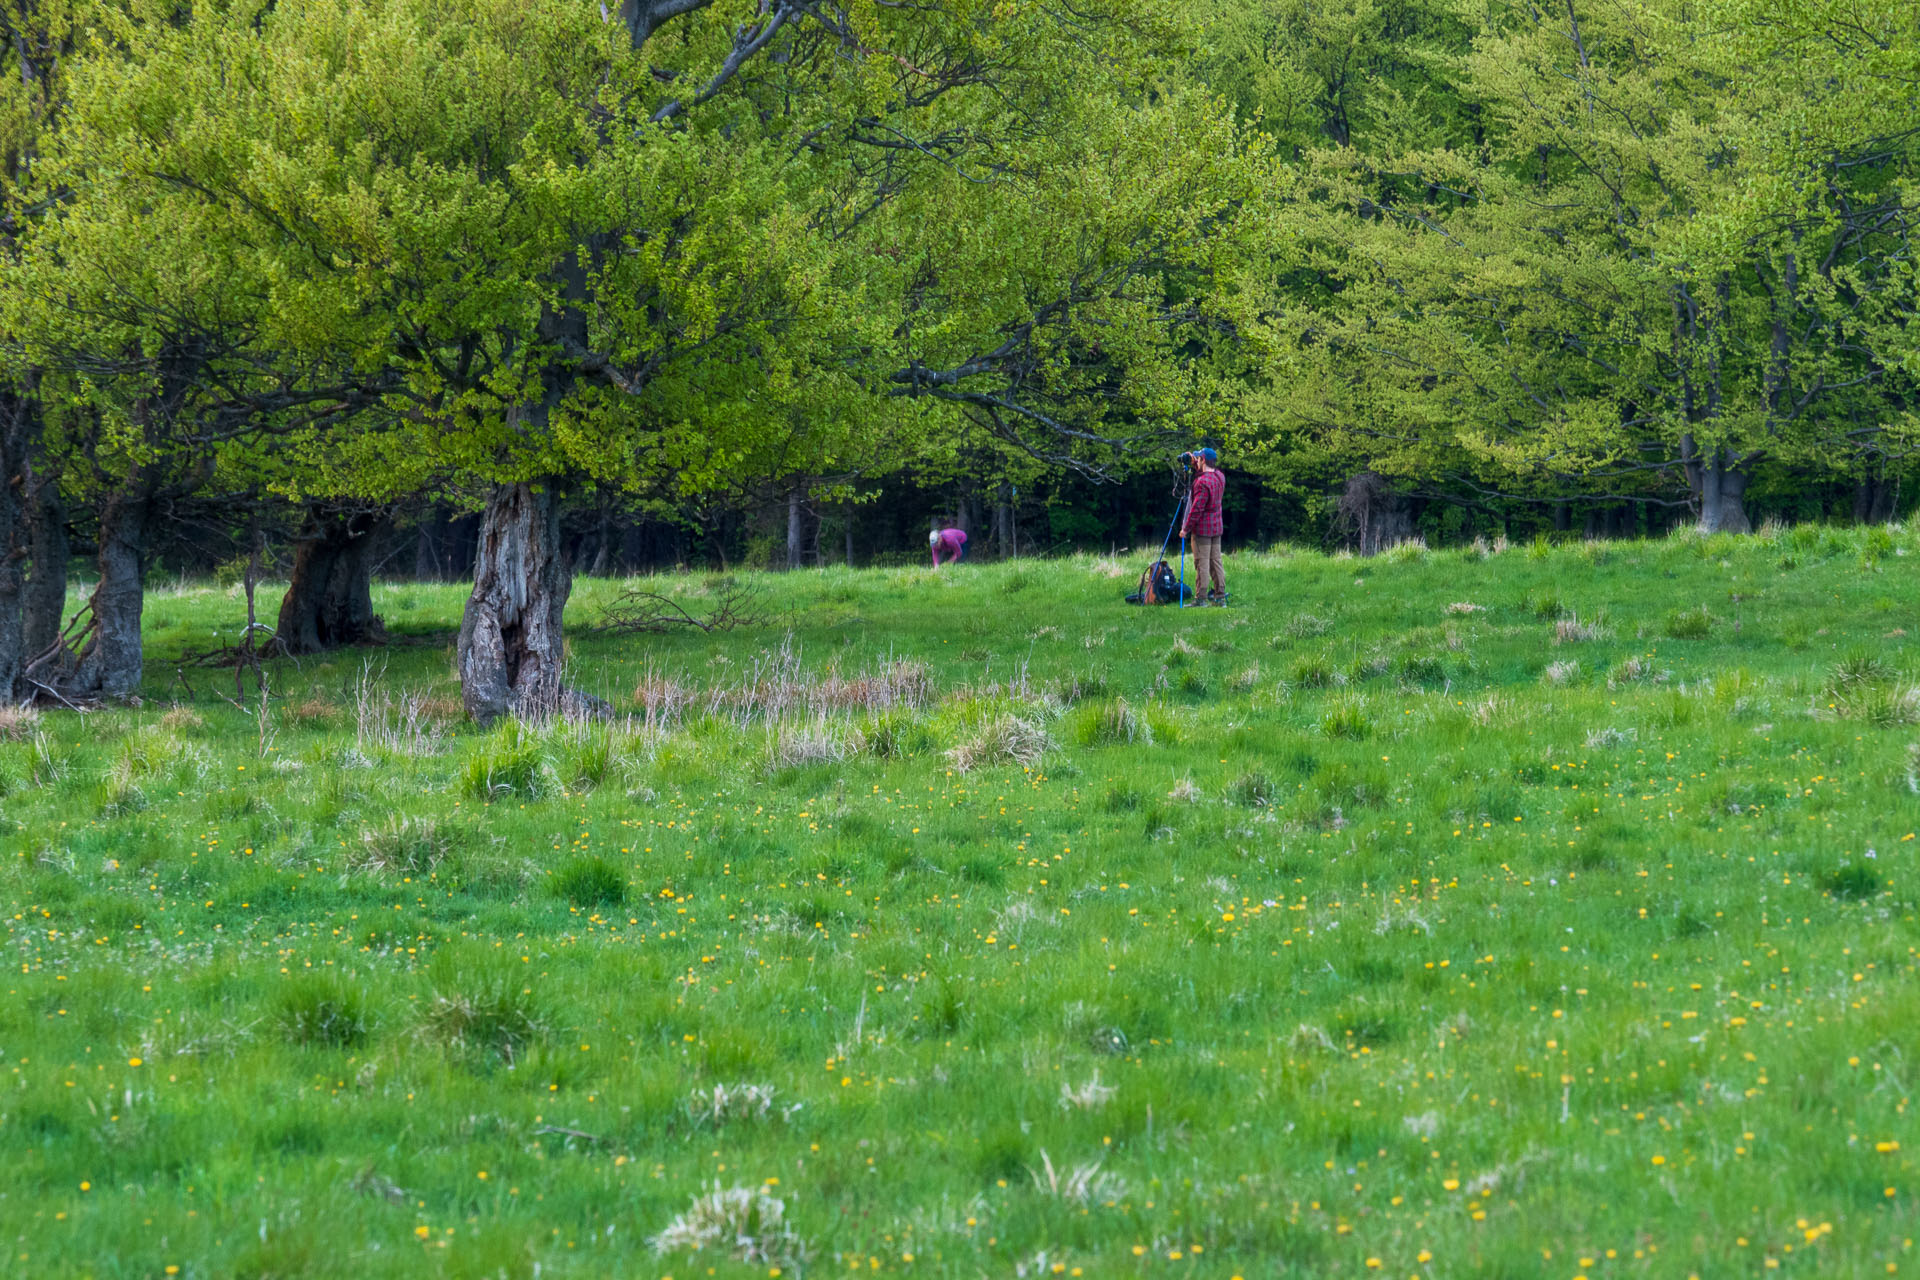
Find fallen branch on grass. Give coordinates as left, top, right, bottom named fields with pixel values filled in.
left=592, top=579, right=765, bottom=635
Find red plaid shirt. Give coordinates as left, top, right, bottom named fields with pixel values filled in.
left=1186, top=469, right=1225, bottom=538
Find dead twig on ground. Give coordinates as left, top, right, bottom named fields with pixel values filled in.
left=593, top=579, right=765, bottom=635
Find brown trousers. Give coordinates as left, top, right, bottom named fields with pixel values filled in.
left=1191, top=536, right=1224, bottom=595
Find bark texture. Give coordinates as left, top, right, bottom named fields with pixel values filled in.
left=22, top=471, right=68, bottom=663
left=0, top=394, right=24, bottom=701
left=275, top=507, right=387, bottom=654
left=456, top=482, right=607, bottom=724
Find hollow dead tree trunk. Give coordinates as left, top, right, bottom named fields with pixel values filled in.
left=275, top=506, right=388, bottom=654
left=457, top=481, right=606, bottom=724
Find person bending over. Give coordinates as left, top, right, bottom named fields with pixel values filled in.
left=1180, top=448, right=1226, bottom=605
left=930, top=527, right=969, bottom=567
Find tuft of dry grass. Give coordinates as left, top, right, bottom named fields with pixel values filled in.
left=158, top=706, right=205, bottom=732
left=1607, top=655, right=1666, bottom=688
left=1444, top=601, right=1485, bottom=616
left=352, top=663, right=453, bottom=755
left=1552, top=613, right=1611, bottom=644
left=0, top=704, right=41, bottom=742
left=1028, top=1150, right=1126, bottom=1205
left=688, top=1082, right=783, bottom=1126
left=767, top=721, right=858, bottom=771
left=1058, top=1072, right=1116, bottom=1112
left=1542, top=660, right=1580, bottom=685
left=946, top=715, right=1051, bottom=774
left=651, top=1184, right=804, bottom=1267
left=285, top=696, right=341, bottom=727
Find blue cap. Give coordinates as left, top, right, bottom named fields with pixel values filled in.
left=1199, top=448, right=1218, bottom=464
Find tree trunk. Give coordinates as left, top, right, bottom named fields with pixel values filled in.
left=28, top=486, right=150, bottom=700
left=589, top=499, right=612, bottom=577
left=1336, top=471, right=1416, bottom=555
left=275, top=506, right=388, bottom=655
left=414, top=505, right=450, bottom=580
left=993, top=482, right=1014, bottom=558
left=22, top=470, right=68, bottom=662
left=456, top=481, right=606, bottom=724
left=0, top=396, right=24, bottom=701
left=1684, top=437, right=1753, bottom=534
left=785, top=483, right=805, bottom=570
left=1853, top=476, right=1896, bottom=525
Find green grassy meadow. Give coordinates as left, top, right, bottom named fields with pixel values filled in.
left=5, top=524, right=1920, bottom=1278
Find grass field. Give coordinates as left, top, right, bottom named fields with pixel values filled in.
left=4, top=523, right=1920, bottom=1278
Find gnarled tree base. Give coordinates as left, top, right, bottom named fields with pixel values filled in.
left=276, top=506, right=387, bottom=654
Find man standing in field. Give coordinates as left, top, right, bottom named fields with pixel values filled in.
left=930, top=526, right=969, bottom=568
left=1180, top=448, right=1226, bottom=605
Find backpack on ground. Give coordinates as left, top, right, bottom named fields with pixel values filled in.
left=1126, top=559, right=1181, bottom=605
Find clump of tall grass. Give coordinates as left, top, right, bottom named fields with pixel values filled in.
left=459, top=717, right=548, bottom=800
left=1824, top=651, right=1893, bottom=698
left=1319, top=698, right=1373, bottom=740
left=1068, top=697, right=1149, bottom=747
left=766, top=719, right=860, bottom=771
left=1044, top=668, right=1109, bottom=704
left=1284, top=611, right=1333, bottom=639
left=1526, top=587, right=1569, bottom=619
left=419, top=977, right=544, bottom=1061
left=554, top=720, right=619, bottom=791
left=1227, top=770, right=1276, bottom=807
left=1607, top=656, right=1666, bottom=688
left=1287, top=653, right=1340, bottom=689
left=1834, top=682, right=1920, bottom=728
left=1542, top=660, right=1580, bottom=686
left=1662, top=604, right=1714, bottom=639
left=349, top=815, right=456, bottom=875
left=947, top=715, right=1052, bottom=773
left=1395, top=653, right=1445, bottom=686
left=1381, top=538, right=1428, bottom=564
left=1163, top=636, right=1203, bottom=666
left=863, top=709, right=932, bottom=759
left=277, top=977, right=371, bottom=1048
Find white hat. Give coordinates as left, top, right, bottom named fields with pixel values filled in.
left=929, top=530, right=941, bottom=546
